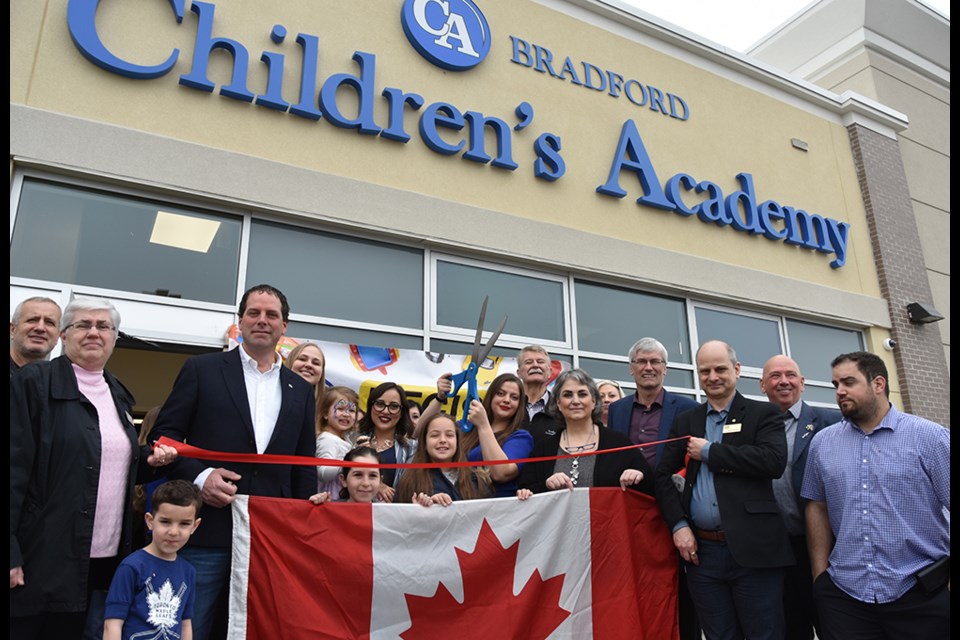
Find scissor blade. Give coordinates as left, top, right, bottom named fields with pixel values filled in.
left=476, top=314, right=508, bottom=364
left=471, top=296, right=489, bottom=361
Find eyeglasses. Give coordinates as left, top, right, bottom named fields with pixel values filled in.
left=372, top=400, right=402, bottom=414
left=631, top=358, right=665, bottom=367
left=64, top=321, right=117, bottom=334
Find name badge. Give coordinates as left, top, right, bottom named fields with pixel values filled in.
left=722, top=423, right=742, bottom=434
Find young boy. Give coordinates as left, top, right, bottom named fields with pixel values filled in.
left=103, top=480, right=202, bottom=640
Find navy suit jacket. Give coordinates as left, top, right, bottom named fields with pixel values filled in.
left=654, top=391, right=793, bottom=569
left=607, top=390, right=699, bottom=466
left=149, top=348, right=317, bottom=548
left=790, top=401, right=841, bottom=500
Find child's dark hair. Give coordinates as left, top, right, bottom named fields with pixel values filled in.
left=338, top=446, right=381, bottom=500
left=150, top=479, right=203, bottom=517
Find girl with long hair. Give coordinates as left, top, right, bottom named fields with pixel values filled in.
left=395, top=413, right=492, bottom=506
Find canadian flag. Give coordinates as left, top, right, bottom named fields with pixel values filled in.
left=229, top=488, right=678, bottom=639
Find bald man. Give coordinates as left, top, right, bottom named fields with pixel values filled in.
left=760, top=355, right=841, bottom=640
left=656, top=341, right=792, bottom=640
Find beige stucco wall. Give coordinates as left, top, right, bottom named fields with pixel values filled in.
left=11, top=0, right=912, bottom=404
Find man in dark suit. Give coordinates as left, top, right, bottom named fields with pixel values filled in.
left=760, top=354, right=841, bottom=640
left=149, top=284, right=316, bottom=640
left=606, top=336, right=701, bottom=640
left=655, top=340, right=793, bottom=640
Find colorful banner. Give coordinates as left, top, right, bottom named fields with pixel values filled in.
left=229, top=489, right=679, bottom=639
left=227, top=326, right=567, bottom=410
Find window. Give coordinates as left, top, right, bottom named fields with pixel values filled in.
left=786, top=319, right=863, bottom=404
left=11, top=179, right=242, bottom=304
left=433, top=257, right=567, bottom=344
left=575, top=281, right=690, bottom=363
left=9, top=174, right=863, bottom=410
left=693, top=307, right=781, bottom=371
left=247, top=220, right=423, bottom=329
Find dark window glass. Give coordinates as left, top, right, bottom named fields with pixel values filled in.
left=786, top=319, right=864, bottom=383
left=436, top=261, right=566, bottom=342
left=694, top=308, right=781, bottom=370
left=247, top=220, right=423, bottom=328
left=11, top=180, right=241, bottom=304
left=575, top=281, right=690, bottom=364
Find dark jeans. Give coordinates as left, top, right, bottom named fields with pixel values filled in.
left=783, top=534, right=817, bottom=640
left=813, top=572, right=949, bottom=640
left=179, top=546, right=232, bottom=640
left=685, top=540, right=785, bottom=640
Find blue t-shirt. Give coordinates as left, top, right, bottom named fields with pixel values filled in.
left=104, top=549, right=196, bottom=640
left=467, top=429, right=534, bottom=498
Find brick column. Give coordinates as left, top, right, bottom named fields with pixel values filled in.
left=847, top=124, right=949, bottom=427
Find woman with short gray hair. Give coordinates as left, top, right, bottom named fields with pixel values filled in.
left=517, top=368, right=654, bottom=497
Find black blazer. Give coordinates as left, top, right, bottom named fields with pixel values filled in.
left=654, top=391, right=793, bottom=569
left=519, top=422, right=655, bottom=496
left=149, top=348, right=317, bottom=548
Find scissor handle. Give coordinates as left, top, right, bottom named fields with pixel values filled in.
left=448, top=363, right=480, bottom=432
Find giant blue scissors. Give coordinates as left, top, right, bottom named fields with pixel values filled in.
left=448, top=296, right=508, bottom=432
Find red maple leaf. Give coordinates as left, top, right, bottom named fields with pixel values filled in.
left=401, top=519, right=570, bottom=639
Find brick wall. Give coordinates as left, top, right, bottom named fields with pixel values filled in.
left=848, top=124, right=950, bottom=427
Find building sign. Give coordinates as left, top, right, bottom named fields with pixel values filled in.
left=64, top=0, right=851, bottom=268
left=401, top=0, right=491, bottom=71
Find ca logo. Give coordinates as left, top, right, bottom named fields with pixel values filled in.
left=401, top=0, right=491, bottom=71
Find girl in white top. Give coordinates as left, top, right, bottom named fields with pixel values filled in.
left=315, top=386, right=360, bottom=495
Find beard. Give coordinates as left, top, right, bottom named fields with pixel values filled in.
left=839, top=396, right=876, bottom=423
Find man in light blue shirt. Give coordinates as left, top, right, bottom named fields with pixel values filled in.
left=802, top=351, right=949, bottom=639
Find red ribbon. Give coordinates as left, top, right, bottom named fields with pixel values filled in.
left=155, top=435, right=690, bottom=470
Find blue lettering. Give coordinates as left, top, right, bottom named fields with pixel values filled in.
left=67, top=0, right=184, bottom=79
left=558, top=57, right=583, bottom=85
left=509, top=36, right=533, bottom=67
left=534, top=133, right=565, bottom=181
left=783, top=206, right=831, bottom=252
left=694, top=181, right=725, bottom=224
left=758, top=200, right=787, bottom=240
left=826, top=219, right=850, bottom=269
left=596, top=120, right=672, bottom=210
left=463, top=112, right=518, bottom=169
left=380, top=87, right=425, bottom=143
left=255, top=25, right=289, bottom=111
left=648, top=87, right=667, bottom=115
left=289, top=33, right=322, bottom=120
left=178, top=1, right=254, bottom=101
left=724, top=173, right=763, bottom=234
left=664, top=173, right=698, bottom=216
left=624, top=79, right=648, bottom=107
left=582, top=62, right=607, bottom=92
left=667, top=93, right=689, bottom=121
left=419, top=102, right=465, bottom=155
left=606, top=71, right=625, bottom=98
left=318, top=51, right=381, bottom=135
left=534, top=45, right=560, bottom=77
